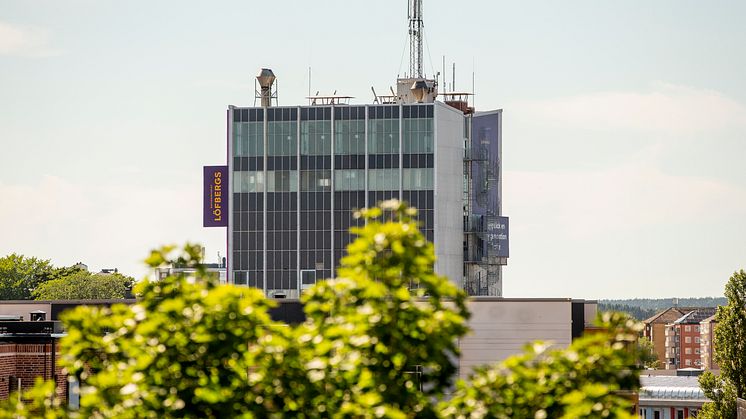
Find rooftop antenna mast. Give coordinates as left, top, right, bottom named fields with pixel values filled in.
left=408, top=0, right=424, bottom=78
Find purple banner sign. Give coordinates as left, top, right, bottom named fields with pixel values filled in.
left=486, top=216, right=509, bottom=258
left=203, top=166, right=228, bottom=227
left=471, top=112, right=500, bottom=217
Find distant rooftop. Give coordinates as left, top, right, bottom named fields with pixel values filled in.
left=640, top=375, right=708, bottom=402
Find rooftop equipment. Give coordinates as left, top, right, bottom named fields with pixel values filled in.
left=255, top=68, right=278, bottom=107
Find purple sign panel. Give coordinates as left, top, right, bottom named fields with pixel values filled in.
left=471, top=112, right=500, bottom=217
left=203, top=166, right=228, bottom=227
left=486, top=216, right=509, bottom=258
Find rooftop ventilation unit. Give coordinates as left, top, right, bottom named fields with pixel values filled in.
left=255, top=68, right=277, bottom=107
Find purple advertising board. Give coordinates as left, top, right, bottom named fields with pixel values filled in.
left=486, top=216, right=509, bottom=258
left=203, top=166, right=228, bottom=227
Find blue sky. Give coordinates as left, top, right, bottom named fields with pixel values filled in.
left=1, top=0, right=745, bottom=298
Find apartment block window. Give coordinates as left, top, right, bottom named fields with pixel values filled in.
left=695, top=337, right=700, bottom=343
left=685, top=348, right=692, bottom=355
left=685, top=336, right=691, bottom=343
left=684, top=325, right=691, bottom=332
left=695, top=325, right=700, bottom=332
left=685, top=359, right=692, bottom=366
left=695, top=348, right=700, bottom=354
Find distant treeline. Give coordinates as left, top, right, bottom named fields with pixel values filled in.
left=599, top=297, right=726, bottom=321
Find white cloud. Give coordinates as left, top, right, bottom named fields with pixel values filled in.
left=504, top=147, right=746, bottom=239
left=0, top=176, right=224, bottom=279
left=509, top=83, right=746, bottom=135
left=0, top=22, right=61, bottom=57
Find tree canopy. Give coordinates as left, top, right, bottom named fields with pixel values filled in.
left=1, top=201, right=643, bottom=418
left=32, top=271, right=134, bottom=300
left=698, top=269, right=746, bottom=419
left=0, top=254, right=54, bottom=300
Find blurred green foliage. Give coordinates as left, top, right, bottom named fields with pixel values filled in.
left=0, top=201, right=641, bottom=418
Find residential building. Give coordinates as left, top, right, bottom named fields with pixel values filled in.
left=644, top=308, right=687, bottom=368
left=699, top=314, right=718, bottom=370
left=664, top=308, right=716, bottom=370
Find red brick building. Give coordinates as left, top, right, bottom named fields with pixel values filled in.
left=0, top=341, right=65, bottom=400
left=665, top=308, right=716, bottom=370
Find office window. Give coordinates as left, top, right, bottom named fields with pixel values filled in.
left=334, top=120, right=366, bottom=155
left=368, top=118, right=399, bottom=154
left=267, top=171, right=298, bottom=192
left=233, top=171, right=264, bottom=193
left=368, top=168, right=399, bottom=191
left=267, top=121, right=298, bottom=156
left=334, top=169, right=365, bottom=191
left=234, top=121, right=264, bottom=157
left=403, top=168, right=433, bottom=190
left=300, top=120, right=331, bottom=155
left=402, top=117, right=433, bottom=153
left=301, top=170, right=332, bottom=192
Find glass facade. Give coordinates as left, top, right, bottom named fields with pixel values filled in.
left=230, top=104, right=435, bottom=294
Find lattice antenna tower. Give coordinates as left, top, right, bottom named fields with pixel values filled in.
left=408, top=0, right=424, bottom=78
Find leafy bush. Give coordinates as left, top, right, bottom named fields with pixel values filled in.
left=0, top=201, right=641, bottom=418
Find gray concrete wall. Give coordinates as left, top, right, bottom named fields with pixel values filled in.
left=434, top=103, right=466, bottom=288
left=458, top=298, right=574, bottom=379
left=0, top=302, right=51, bottom=320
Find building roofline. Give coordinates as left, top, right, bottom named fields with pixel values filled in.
left=643, top=307, right=685, bottom=324
left=0, top=299, right=137, bottom=304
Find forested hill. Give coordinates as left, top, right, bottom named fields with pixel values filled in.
left=599, top=297, right=726, bottom=321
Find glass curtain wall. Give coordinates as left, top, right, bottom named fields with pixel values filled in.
left=402, top=104, right=434, bottom=243
left=232, top=108, right=264, bottom=287
left=266, top=107, right=298, bottom=293
left=333, top=106, right=366, bottom=274
left=300, top=107, right=333, bottom=283
left=367, top=105, right=400, bottom=221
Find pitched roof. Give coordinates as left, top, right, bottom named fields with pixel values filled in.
left=644, top=307, right=687, bottom=324
left=673, top=307, right=718, bottom=325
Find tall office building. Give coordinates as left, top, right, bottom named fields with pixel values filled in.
left=225, top=96, right=506, bottom=297
left=211, top=1, right=508, bottom=297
